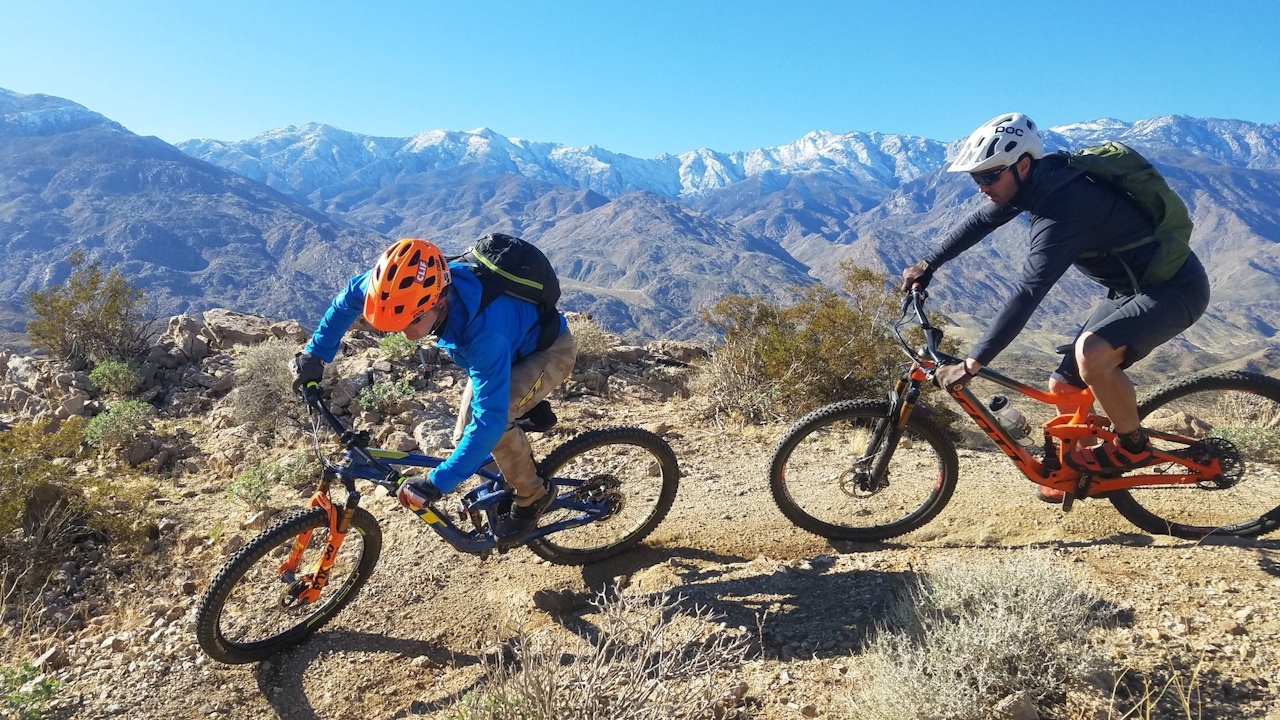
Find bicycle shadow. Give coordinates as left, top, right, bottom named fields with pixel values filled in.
left=250, top=630, right=480, bottom=720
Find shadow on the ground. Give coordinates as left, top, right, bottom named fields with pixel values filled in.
left=251, top=630, right=479, bottom=720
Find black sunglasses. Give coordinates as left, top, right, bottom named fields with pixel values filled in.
left=971, top=166, right=1009, bottom=186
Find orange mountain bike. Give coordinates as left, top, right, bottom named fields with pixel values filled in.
left=768, top=287, right=1280, bottom=541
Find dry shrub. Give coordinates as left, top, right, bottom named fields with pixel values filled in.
left=566, top=314, right=615, bottom=366
left=849, top=551, right=1114, bottom=719
left=25, top=251, right=155, bottom=367
left=696, top=264, right=925, bottom=421
left=455, top=591, right=750, bottom=720
left=0, top=418, right=86, bottom=540
left=229, top=339, right=306, bottom=430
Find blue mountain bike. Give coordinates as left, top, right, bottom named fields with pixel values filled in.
left=195, top=387, right=680, bottom=664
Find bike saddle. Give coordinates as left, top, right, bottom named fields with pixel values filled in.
left=515, top=400, right=557, bottom=433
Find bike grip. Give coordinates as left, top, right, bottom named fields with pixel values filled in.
left=301, top=382, right=323, bottom=405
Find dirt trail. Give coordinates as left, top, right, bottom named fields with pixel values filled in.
left=36, top=394, right=1280, bottom=720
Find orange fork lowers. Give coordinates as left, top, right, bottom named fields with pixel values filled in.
left=277, top=482, right=351, bottom=603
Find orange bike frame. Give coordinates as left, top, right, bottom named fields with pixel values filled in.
left=928, top=362, right=1221, bottom=497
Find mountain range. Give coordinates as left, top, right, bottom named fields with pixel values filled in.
left=2, top=86, right=1278, bottom=374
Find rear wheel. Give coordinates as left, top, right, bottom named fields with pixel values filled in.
left=195, top=506, right=382, bottom=664
left=768, top=399, right=959, bottom=541
left=1109, top=371, right=1280, bottom=539
left=527, top=427, right=680, bottom=565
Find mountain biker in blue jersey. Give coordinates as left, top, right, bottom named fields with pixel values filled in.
left=901, top=113, right=1210, bottom=500
left=289, top=238, right=578, bottom=543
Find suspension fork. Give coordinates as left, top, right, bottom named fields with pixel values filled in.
left=278, top=470, right=360, bottom=602
left=866, top=373, right=923, bottom=488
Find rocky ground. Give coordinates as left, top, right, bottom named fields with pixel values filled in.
left=3, top=314, right=1280, bottom=720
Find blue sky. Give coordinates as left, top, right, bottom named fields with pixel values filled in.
left=2, top=1, right=1278, bottom=157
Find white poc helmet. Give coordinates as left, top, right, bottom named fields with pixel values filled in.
left=947, top=113, right=1045, bottom=173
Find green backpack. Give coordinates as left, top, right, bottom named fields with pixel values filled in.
left=1068, top=141, right=1193, bottom=291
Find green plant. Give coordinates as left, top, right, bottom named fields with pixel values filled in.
left=1, top=662, right=58, bottom=720
left=83, top=400, right=154, bottom=450
left=226, top=462, right=296, bottom=508
left=229, top=339, right=306, bottom=429
left=849, top=551, right=1114, bottom=719
left=696, top=263, right=958, bottom=422
left=379, top=332, right=417, bottom=363
left=354, top=378, right=416, bottom=415
left=0, top=418, right=86, bottom=540
left=566, top=314, right=615, bottom=365
left=25, top=250, right=155, bottom=367
left=88, top=357, right=143, bottom=396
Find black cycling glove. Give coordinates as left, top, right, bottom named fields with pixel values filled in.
left=289, top=351, right=324, bottom=393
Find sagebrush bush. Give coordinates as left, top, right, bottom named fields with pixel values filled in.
left=379, top=332, right=417, bottom=363
left=88, top=357, right=143, bottom=396
left=696, top=263, right=958, bottom=421
left=25, top=251, right=155, bottom=366
left=83, top=400, right=154, bottom=450
left=849, top=551, right=1114, bottom=719
left=229, top=339, right=305, bottom=429
left=566, top=314, right=614, bottom=365
left=226, top=462, right=296, bottom=508
left=355, top=378, right=416, bottom=415
left=455, top=592, right=749, bottom=720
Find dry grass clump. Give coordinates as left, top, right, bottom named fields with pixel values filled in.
left=566, top=314, right=616, bottom=366
left=849, top=551, right=1114, bottom=720
left=229, top=339, right=305, bottom=430
left=455, top=591, right=750, bottom=720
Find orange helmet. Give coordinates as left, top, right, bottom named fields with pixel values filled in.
left=363, top=238, right=451, bottom=332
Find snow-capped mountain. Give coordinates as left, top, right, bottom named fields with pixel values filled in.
left=1049, top=116, right=1280, bottom=170
left=178, top=125, right=949, bottom=202
left=0, top=88, right=126, bottom=138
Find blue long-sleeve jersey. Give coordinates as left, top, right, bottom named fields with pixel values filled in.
left=303, top=263, right=567, bottom=492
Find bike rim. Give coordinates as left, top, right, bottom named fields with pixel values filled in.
left=215, top=522, right=369, bottom=649
left=537, top=441, right=668, bottom=554
left=778, top=411, right=948, bottom=534
left=1132, top=384, right=1280, bottom=534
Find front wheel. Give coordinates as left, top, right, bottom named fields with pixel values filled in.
left=195, top=506, right=382, bottom=664
left=1109, top=370, right=1280, bottom=539
left=769, top=399, right=959, bottom=541
left=527, top=427, right=680, bottom=565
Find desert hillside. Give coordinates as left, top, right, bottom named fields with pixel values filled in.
left=1, top=310, right=1279, bottom=720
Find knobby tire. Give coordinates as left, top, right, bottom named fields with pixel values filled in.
left=195, top=506, right=382, bottom=664
left=769, top=399, right=959, bottom=541
left=527, top=426, right=680, bottom=565
left=1109, top=370, right=1280, bottom=539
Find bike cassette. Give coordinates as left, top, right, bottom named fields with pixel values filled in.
left=1189, top=437, right=1244, bottom=489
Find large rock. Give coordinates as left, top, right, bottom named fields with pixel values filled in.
left=200, top=309, right=309, bottom=350
left=646, top=340, right=709, bottom=363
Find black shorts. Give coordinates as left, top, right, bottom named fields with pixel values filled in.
left=1053, top=253, right=1210, bottom=388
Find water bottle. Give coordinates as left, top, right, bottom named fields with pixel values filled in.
left=989, top=395, right=1035, bottom=447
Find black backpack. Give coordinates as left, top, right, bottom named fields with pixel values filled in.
left=457, top=233, right=562, bottom=351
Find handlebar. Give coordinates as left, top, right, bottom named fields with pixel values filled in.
left=299, top=382, right=401, bottom=489
left=893, top=287, right=952, bottom=368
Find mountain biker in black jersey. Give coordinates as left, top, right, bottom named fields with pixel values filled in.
left=901, top=113, right=1210, bottom=500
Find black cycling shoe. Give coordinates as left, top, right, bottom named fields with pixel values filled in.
left=492, top=488, right=555, bottom=546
